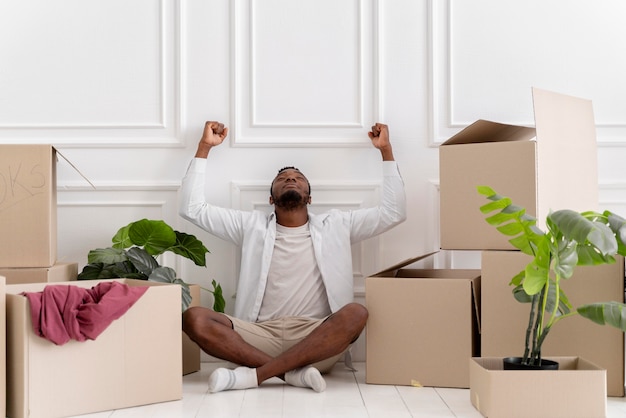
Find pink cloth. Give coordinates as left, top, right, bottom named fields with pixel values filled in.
left=23, top=281, right=149, bottom=345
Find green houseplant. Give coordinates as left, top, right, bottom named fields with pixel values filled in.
left=77, top=218, right=225, bottom=313
left=478, top=186, right=626, bottom=367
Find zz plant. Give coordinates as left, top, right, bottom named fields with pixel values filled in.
left=478, top=186, right=626, bottom=366
left=78, top=218, right=225, bottom=313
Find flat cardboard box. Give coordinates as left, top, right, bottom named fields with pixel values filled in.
left=439, top=87, right=599, bottom=250
left=182, top=284, right=201, bottom=375
left=0, top=144, right=57, bottom=267
left=0, top=261, right=78, bottom=284
left=365, top=253, right=481, bottom=388
left=6, top=279, right=182, bottom=418
left=481, top=250, right=624, bottom=396
left=1, top=276, right=5, bottom=418
left=470, top=357, right=607, bottom=418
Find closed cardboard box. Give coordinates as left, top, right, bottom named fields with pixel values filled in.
left=481, top=250, right=624, bottom=396
left=0, top=262, right=77, bottom=284
left=365, top=253, right=481, bottom=388
left=439, top=88, right=599, bottom=250
left=470, top=357, right=606, bottom=418
left=0, top=145, right=57, bottom=267
left=6, top=279, right=182, bottom=418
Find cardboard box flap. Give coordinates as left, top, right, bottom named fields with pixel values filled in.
left=532, top=87, right=599, bottom=214
left=441, top=119, right=536, bottom=146
left=372, top=251, right=439, bottom=277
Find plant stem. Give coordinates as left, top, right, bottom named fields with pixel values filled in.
left=523, top=294, right=538, bottom=363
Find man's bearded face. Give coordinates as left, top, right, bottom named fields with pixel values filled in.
left=270, top=168, right=311, bottom=210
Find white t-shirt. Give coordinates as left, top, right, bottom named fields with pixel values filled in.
left=257, top=222, right=331, bottom=321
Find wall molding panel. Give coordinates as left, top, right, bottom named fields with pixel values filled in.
left=231, top=0, right=380, bottom=147
left=0, top=0, right=185, bottom=148
left=428, top=0, right=626, bottom=146
left=56, top=186, right=181, bottom=271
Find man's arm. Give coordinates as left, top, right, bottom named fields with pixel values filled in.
left=368, top=123, right=394, bottom=161
left=195, top=121, right=229, bottom=158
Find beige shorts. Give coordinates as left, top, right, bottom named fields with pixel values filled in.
left=225, top=314, right=343, bottom=374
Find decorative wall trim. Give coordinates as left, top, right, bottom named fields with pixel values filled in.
left=0, top=0, right=185, bottom=148
left=427, top=0, right=626, bottom=147
left=231, top=0, right=380, bottom=147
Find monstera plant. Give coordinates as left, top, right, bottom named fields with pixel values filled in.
left=77, top=218, right=225, bottom=312
left=478, top=186, right=626, bottom=367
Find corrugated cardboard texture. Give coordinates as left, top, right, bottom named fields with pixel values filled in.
left=366, top=258, right=481, bottom=388
left=0, top=144, right=57, bottom=267
left=1, top=276, right=5, bottom=418
left=439, top=87, right=599, bottom=250
left=470, top=357, right=607, bottom=418
left=481, top=250, right=624, bottom=396
left=0, top=262, right=77, bottom=284
left=182, top=284, right=201, bottom=375
left=6, top=279, right=182, bottom=418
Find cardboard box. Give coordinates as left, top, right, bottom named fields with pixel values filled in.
left=0, top=262, right=77, bottom=284
left=470, top=357, right=607, bottom=418
left=0, top=145, right=57, bottom=267
left=481, top=250, right=624, bottom=396
left=1, top=276, right=5, bottom=418
left=439, top=88, right=599, bottom=250
left=365, top=253, right=481, bottom=388
left=6, top=279, right=182, bottom=418
left=182, top=284, right=201, bottom=375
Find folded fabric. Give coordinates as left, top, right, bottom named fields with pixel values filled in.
left=23, top=281, right=149, bottom=345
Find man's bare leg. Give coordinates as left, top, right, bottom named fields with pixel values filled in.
left=182, top=303, right=368, bottom=391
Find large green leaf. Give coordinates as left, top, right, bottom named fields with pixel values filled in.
left=87, top=247, right=127, bottom=264
left=211, top=279, right=226, bottom=313
left=148, top=266, right=192, bottom=311
left=578, top=302, right=626, bottom=330
left=523, top=261, right=549, bottom=295
left=112, top=223, right=133, bottom=249
left=550, top=210, right=617, bottom=256
left=128, top=219, right=177, bottom=256
left=554, top=241, right=578, bottom=279
left=126, top=247, right=159, bottom=276
left=170, top=231, right=210, bottom=267
left=77, top=261, right=145, bottom=280
left=512, top=284, right=532, bottom=303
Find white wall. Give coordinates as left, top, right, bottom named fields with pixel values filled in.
left=3, top=0, right=626, bottom=361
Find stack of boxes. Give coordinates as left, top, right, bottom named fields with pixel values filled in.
left=440, top=87, right=624, bottom=398
left=1, top=146, right=184, bottom=417
left=0, top=145, right=75, bottom=418
left=0, top=145, right=78, bottom=283
left=365, top=88, right=624, bottom=400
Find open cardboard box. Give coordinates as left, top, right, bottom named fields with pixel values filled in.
left=0, top=262, right=78, bottom=284
left=6, top=279, right=182, bottom=418
left=470, top=357, right=607, bottom=418
left=439, top=87, right=599, bottom=250
left=365, top=252, right=480, bottom=388
left=480, top=250, right=625, bottom=397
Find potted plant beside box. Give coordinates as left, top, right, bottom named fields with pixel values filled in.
left=77, top=218, right=225, bottom=312
left=471, top=186, right=626, bottom=417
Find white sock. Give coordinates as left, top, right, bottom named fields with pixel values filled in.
left=285, top=366, right=326, bottom=392
left=208, top=366, right=258, bottom=393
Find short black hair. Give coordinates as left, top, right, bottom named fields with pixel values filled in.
left=270, top=166, right=311, bottom=195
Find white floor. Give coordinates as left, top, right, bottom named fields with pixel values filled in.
left=75, top=362, right=626, bottom=418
